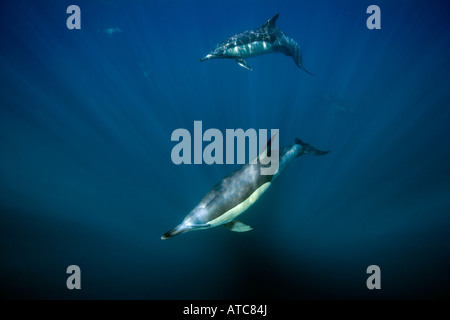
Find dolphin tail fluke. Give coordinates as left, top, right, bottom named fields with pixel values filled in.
left=291, top=45, right=313, bottom=75
left=295, top=138, right=329, bottom=156
left=300, top=66, right=313, bottom=75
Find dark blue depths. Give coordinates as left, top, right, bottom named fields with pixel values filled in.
left=0, top=0, right=449, bottom=299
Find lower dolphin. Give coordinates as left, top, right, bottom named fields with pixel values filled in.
left=161, top=137, right=328, bottom=239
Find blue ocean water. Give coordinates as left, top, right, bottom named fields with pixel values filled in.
left=1, top=0, right=449, bottom=299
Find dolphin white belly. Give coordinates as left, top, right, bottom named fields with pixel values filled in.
left=225, top=41, right=273, bottom=58
left=207, top=182, right=271, bottom=227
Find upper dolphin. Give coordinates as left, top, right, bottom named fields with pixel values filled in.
left=200, top=13, right=312, bottom=73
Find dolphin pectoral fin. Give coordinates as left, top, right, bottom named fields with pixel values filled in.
left=234, top=58, right=252, bottom=71
left=224, top=220, right=253, bottom=232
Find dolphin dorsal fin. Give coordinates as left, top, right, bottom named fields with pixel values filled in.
left=254, top=131, right=278, bottom=164
left=261, top=13, right=279, bottom=29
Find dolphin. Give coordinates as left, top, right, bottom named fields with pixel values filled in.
left=200, top=13, right=312, bottom=73
left=161, top=137, right=328, bottom=239
left=97, top=27, right=122, bottom=38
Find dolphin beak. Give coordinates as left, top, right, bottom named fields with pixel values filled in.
left=200, top=54, right=213, bottom=62
left=161, top=224, right=188, bottom=240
